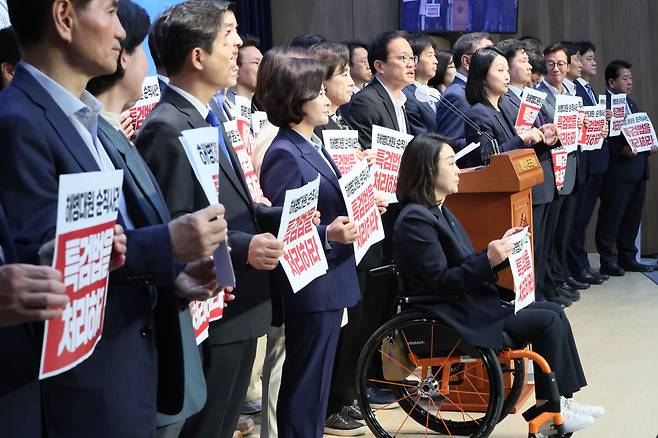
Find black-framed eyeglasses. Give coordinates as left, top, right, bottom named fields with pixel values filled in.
left=388, top=54, right=419, bottom=65
left=546, top=61, right=568, bottom=69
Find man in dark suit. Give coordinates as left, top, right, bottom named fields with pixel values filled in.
left=136, top=3, right=284, bottom=437
left=595, top=60, right=656, bottom=274
left=535, top=43, right=583, bottom=305
left=403, top=33, right=438, bottom=135
left=567, top=41, right=609, bottom=284
left=435, top=32, right=492, bottom=155
left=0, top=1, right=227, bottom=437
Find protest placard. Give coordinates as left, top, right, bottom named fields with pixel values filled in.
left=609, top=93, right=627, bottom=136
left=621, top=112, right=658, bottom=153
left=251, top=111, right=269, bottom=136
left=127, top=76, right=160, bottom=136
left=339, top=161, right=385, bottom=264
left=322, top=129, right=360, bottom=176
left=514, top=87, right=547, bottom=131
left=507, top=227, right=535, bottom=313
left=598, top=95, right=607, bottom=107
left=553, top=95, right=582, bottom=153
left=277, top=175, right=328, bottom=293
left=179, top=127, right=236, bottom=341
left=371, top=125, right=414, bottom=203
left=189, top=292, right=225, bottom=345
left=233, top=95, right=252, bottom=119
left=39, top=170, right=124, bottom=379
left=551, top=146, right=568, bottom=191
left=578, top=105, right=606, bottom=151
left=224, top=118, right=264, bottom=200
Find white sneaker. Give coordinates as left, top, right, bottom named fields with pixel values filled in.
left=561, top=396, right=606, bottom=418
left=539, top=410, right=595, bottom=435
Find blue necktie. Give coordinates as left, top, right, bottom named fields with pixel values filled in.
left=205, top=110, right=235, bottom=171
left=585, top=83, right=596, bottom=105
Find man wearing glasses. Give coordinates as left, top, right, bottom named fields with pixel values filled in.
left=435, top=32, right=492, bottom=157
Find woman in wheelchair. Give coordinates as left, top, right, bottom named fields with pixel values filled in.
left=391, top=133, right=603, bottom=434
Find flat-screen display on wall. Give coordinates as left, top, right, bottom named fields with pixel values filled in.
left=400, top=0, right=518, bottom=33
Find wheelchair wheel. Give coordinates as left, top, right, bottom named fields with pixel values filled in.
left=356, top=311, right=504, bottom=438
left=499, top=357, right=526, bottom=422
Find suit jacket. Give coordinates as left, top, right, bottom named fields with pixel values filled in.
left=0, top=204, right=43, bottom=438
left=403, top=83, right=438, bottom=135
left=393, top=203, right=513, bottom=349
left=500, top=91, right=556, bottom=205
left=342, top=78, right=409, bottom=149
left=536, top=81, right=578, bottom=195
left=604, top=92, right=649, bottom=181
left=435, top=75, right=469, bottom=151
left=0, top=63, right=177, bottom=438
left=574, top=80, right=610, bottom=175
left=260, top=128, right=361, bottom=315
left=97, top=117, right=206, bottom=426
left=463, top=101, right=524, bottom=167
left=136, top=86, right=280, bottom=344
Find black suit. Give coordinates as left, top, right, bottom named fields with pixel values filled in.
left=393, top=203, right=586, bottom=399
left=136, top=86, right=280, bottom=438
left=595, top=95, right=650, bottom=267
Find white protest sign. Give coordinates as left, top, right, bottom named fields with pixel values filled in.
left=551, top=146, right=568, bottom=191
left=598, top=95, right=607, bottom=107
left=339, top=161, right=385, bottom=265
left=233, top=95, right=253, bottom=119
left=322, top=129, right=360, bottom=176
left=277, top=175, right=328, bottom=293
left=515, top=87, right=546, bottom=131
left=179, top=127, right=235, bottom=341
left=578, top=105, right=606, bottom=151
left=621, top=112, right=658, bottom=153
left=371, top=125, right=413, bottom=204
left=0, top=0, right=10, bottom=29
left=127, top=76, right=161, bottom=136
left=251, top=111, right=269, bottom=136
left=189, top=293, right=224, bottom=345
left=40, top=170, right=123, bottom=379
left=553, top=95, right=582, bottom=153
left=610, top=93, right=627, bottom=136
left=224, top=118, right=264, bottom=200
left=507, top=227, right=535, bottom=313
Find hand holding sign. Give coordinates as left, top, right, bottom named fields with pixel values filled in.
left=539, top=123, right=559, bottom=146
left=175, top=258, right=219, bottom=302
left=109, top=224, right=127, bottom=272
left=248, top=233, right=284, bottom=270
left=507, top=227, right=535, bottom=313
left=518, top=127, right=544, bottom=145
left=169, top=204, right=228, bottom=263
left=487, top=237, right=514, bottom=267
left=120, top=110, right=135, bottom=139
left=327, top=216, right=359, bottom=244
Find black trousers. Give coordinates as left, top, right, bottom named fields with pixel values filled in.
left=545, top=190, right=578, bottom=292
left=532, top=202, right=551, bottom=299
left=595, top=178, right=647, bottom=266
left=277, top=309, right=343, bottom=438
left=567, top=173, right=604, bottom=273
left=180, top=338, right=258, bottom=438
left=503, top=301, right=587, bottom=400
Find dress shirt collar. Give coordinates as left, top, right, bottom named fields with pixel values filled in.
left=575, top=77, right=589, bottom=87
left=375, top=76, right=407, bottom=107
left=167, top=83, right=210, bottom=119
left=541, top=79, right=569, bottom=97
left=101, top=111, right=123, bottom=131
left=508, top=85, right=523, bottom=99
left=562, top=78, right=576, bottom=96
left=455, top=72, right=468, bottom=84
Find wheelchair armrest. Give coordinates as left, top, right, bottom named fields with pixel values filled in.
left=396, top=294, right=459, bottom=306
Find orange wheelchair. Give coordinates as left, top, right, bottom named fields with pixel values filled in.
left=355, top=265, right=568, bottom=438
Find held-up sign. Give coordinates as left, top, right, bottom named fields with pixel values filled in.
left=224, top=118, right=264, bottom=200
left=578, top=105, right=607, bottom=151
left=179, top=128, right=236, bottom=344
left=514, top=88, right=547, bottom=131
left=553, top=95, right=582, bottom=153
left=251, top=111, right=269, bottom=136
left=610, top=93, right=627, bottom=136
left=322, top=129, right=360, bottom=176
left=371, top=125, right=413, bottom=203
left=234, top=95, right=253, bottom=119
left=339, top=161, right=385, bottom=265
left=40, top=170, right=124, bottom=379
left=551, top=146, right=568, bottom=191
left=507, top=227, right=535, bottom=313
left=598, top=95, right=607, bottom=107
left=127, top=76, right=160, bottom=136
left=277, top=175, right=328, bottom=293
left=621, top=112, right=658, bottom=153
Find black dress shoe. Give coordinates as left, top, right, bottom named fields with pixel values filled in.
left=620, top=261, right=656, bottom=272
left=588, top=267, right=609, bottom=281
left=566, top=276, right=590, bottom=290
left=557, top=281, right=578, bottom=293
left=574, top=270, right=604, bottom=285
left=600, top=264, right=625, bottom=276
left=547, top=294, right=573, bottom=307
left=556, top=285, right=581, bottom=302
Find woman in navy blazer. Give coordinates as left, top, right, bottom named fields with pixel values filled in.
left=259, top=58, right=361, bottom=438
left=463, top=47, right=545, bottom=167
left=393, top=133, right=602, bottom=434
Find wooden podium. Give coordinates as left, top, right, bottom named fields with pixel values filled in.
left=444, top=149, right=543, bottom=290
left=443, top=149, right=543, bottom=413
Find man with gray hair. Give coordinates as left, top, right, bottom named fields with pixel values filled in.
left=435, top=32, right=492, bottom=155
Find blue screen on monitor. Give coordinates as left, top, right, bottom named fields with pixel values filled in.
left=400, top=0, right=518, bottom=33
